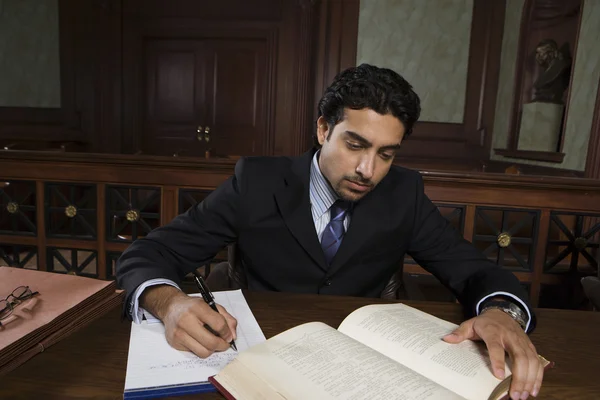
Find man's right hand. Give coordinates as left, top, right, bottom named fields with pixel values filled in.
left=140, top=285, right=238, bottom=358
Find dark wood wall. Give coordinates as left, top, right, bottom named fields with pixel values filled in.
left=0, top=0, right=598, bottom=176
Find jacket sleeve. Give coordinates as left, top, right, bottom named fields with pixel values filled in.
left=115, top=158, right=246, bottom=310
left=406, top=173, right=536, bottom=331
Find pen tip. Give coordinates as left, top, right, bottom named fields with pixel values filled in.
left=231, top=341, right=238, bottom=351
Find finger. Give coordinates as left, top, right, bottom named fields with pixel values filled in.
left=198, top=303, right=234, bottom=343
left=216, top=304, right=238, bottom=340
left=485, top=339, right=507, bottom=380
left=507, top=347, right=529, bottom=400
left=442, top=319, right=475, bottom=343
left=180, top=314, right=231, bottom=353
left=172, top=329, right=214, bottom=358
left=532, top=358, right=544, bottom=397
left=521, top=346, right=540, bottom=398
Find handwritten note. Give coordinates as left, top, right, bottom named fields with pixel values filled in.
left=123, top=290, right=265, bottom=392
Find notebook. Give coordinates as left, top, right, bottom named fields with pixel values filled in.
left=0, top=266, right=123, bottom=375
left=123, top=289, right=266, bottom=399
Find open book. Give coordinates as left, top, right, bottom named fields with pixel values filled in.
left=210, top=303, right=551, bottom=400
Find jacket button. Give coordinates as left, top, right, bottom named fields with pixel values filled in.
left=324, top=279, right=332, bottom=286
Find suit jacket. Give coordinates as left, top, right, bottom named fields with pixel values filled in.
left=116, top=149, right=536, bottom=329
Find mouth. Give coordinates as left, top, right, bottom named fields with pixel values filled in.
left=345, top=179, right=372, bottom=192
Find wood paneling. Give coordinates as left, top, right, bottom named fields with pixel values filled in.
left=1, top=151, right=599, bottom=308
left=585, top=78, right=600, bottom=180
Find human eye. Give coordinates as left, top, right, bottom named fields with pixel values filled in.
left=346, top=141, right=363, bottom=150
left=380, top=151, right=395, bottom=161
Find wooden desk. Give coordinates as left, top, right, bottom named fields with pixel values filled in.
left=1, top=291, right=599, bottom=399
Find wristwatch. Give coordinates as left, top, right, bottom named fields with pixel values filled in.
left=480, top=299, right=528, bottom=331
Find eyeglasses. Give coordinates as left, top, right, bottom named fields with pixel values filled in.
left=0, top=286, right=39, bottom=326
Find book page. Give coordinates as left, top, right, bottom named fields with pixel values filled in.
left=123, top=289, right=265, bottom=392
left=338, top=304, right=509, bottom=400
left=226, top=321, right=466, bottom=400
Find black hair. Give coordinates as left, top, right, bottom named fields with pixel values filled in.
left=315, top=63, right=421, bottom=146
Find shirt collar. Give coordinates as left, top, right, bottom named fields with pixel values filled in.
left=309, top=150, right=339, bottom=218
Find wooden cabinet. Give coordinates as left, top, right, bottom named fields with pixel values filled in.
left=121, top=0, right=312, bottom=158
left=138, top=36, right=269, bottom=157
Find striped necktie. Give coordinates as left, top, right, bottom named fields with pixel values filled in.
left=320, top=200, right=350, bottom=265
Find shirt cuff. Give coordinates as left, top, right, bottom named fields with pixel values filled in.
left=476, top=291, right=532, bottom=332
left=130, top=278, right=180, bottom=324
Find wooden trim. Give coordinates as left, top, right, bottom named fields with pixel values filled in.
left=404, top=264, right=563, bottom=285
left=0, top=235, right=37, bottom=246
left=105, top=242, right=131, bottom=252
left=97, top=184, right=107, bottom=279
left=338, top=0, right=359, bottom=71
left=494, top=149, right=566, bottom=163
left=45, top=238, right=98, bottom=250
left=463, top=0, right=505, bottom=148
left=484, top=159, right=583, bottom=177
left=585, top=78, right=600, bottom=179
left=312, top=0, right=359, bottom=125
left=161, top=186, right=178, bottom=225
left=530, top=209, right=551, bottom=307
left=291, top=1, right=318, bottom=155
left=463, top=205, right=477, bottom=242
left=507, top=0, right=533, bottom=150
left=0, top=108, right=63, bottom=124
left=36, top=181, right=47, bottom=271
left=3, top=151, right=600, bottom=190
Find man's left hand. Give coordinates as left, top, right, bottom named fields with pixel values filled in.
left=443, top=309, right=544, bottom=400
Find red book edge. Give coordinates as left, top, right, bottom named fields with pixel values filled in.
left=209, top=375, right=236, bottom=400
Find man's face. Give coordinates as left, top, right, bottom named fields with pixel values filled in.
left=316, top=108, right=406, bottom=202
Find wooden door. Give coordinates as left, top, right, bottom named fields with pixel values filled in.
left=122, top=0, right=317, bottom=158
left=129, top=32, right=270, bottom=158
left=144, top=40, right=208, bottom=156
left=202, top=39, right=268, bottom=158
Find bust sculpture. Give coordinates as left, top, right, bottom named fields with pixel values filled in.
left=532, top=39, right=572, bottom=104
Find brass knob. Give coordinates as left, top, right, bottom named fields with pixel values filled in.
left=497, top=232, right=511, bottom=248
left=65, top=205, right=77, bottom=218
left=6, top=202, right=19, bottom=214
left=196, top=126, right=204, bottom=141
left=204, top=126, right=211, bottom=142
left=126, top=209, right=140, bottom=222
left=574, top=237, right=587, bottom=250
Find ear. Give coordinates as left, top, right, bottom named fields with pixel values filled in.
left=316, top=116, right=328, bottom=145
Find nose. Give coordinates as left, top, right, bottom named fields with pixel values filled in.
left=356, top=154, right=375, bottom=180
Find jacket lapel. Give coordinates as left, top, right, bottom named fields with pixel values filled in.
left=275, top=150, right=329, bottom=271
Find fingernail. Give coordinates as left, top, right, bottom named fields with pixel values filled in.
left=532, top=386, right=539, bottom=397
left=443, top=333, right=457, bottom=339
left=511, top=392, right=520, bottom=400
left=520, top=391, right=529, bottom=400
left=495, top=369, right=505, bottom=379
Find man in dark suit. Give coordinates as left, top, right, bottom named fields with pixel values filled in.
left=117, top=64, right=543, bottom=400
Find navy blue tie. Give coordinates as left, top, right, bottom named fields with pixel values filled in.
left=321, top=201, right=350, bottom=265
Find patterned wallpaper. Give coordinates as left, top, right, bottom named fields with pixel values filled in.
left=356, top=0, right=473, bottom=123
left=491, top=0, right=600, bottom=171
left=0, top=0, right=61, bottom=108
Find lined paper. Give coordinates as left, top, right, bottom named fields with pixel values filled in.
left=124, top=290, right=265, bottom=391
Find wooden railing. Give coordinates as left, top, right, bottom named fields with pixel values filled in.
left=1, top=150, right=599, bottom=309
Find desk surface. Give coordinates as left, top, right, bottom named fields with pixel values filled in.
left=0, top=291, right=599, bottom=400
